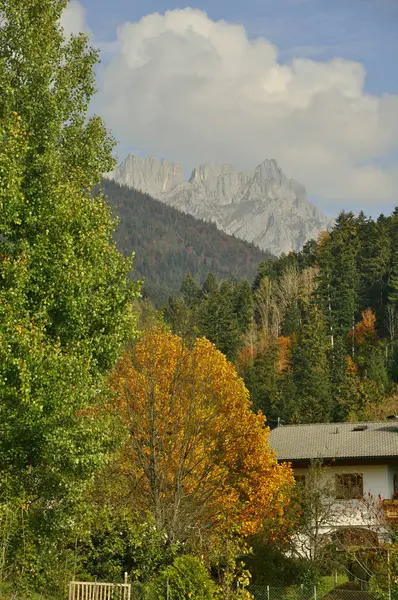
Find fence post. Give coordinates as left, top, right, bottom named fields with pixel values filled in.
left=314, top=586, right=317, bottom=600
left=167, top=579, right=170, bottom=600
left=300, top=583, right=304, bottom=600
left=267, top=584, right=270, bottom=600
left=388, top=549, right=392, bottom=600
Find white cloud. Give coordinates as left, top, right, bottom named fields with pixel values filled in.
left=60, top=1, right=90, bottom=38
left=95, top=8, right=398, bottom=209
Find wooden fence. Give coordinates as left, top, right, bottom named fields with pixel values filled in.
left=68, top=581, right=131, bottom=600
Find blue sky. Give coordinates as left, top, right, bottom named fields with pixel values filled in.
left=67, top=0, right=398, bottom=215
left=83, top=0, right=398, bottom=96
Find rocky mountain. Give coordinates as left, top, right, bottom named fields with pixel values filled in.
left=105, top=155, right=333, bottom=256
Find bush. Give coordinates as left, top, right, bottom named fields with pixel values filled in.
left=154, top=555, right=216, bottom=599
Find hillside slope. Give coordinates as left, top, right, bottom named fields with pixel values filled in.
left=101, top=179, right=272, bottom=306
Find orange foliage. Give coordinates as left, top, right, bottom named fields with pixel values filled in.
left=349, top=308, right=378, bottom=348
left=346, top=356, right=359, bottom=375
left=237, top=345, right=256, bottom=372
left=112, top=328, right=293, bottom=541
left=277, top=336, right=291, bottom=372
left=316, top=230, right=329, bottom=258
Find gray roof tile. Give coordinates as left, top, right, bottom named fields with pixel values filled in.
left=268, top=421, right=398, bottom=461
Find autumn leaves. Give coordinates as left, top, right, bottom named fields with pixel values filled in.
left=110, top=328, right=293, bottom=548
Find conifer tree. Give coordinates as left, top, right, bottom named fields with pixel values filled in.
left=244, top=338, right=281, bottom=420
left=387, top=208, right=398, bottom=308
left=202, top=272, right=219, bottom=296
left=234, top=279, right=254, bottom=333
left=180, top=272, right=200, bottom=310
left=288, top=306, right=332, bottom=422
left=199, top=280, right=241, bottom=361
left=357, top=214, right=390, bottom=321
left=317, top=212, right=360, bottom=338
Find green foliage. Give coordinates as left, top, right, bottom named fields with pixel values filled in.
left=164, top=205, right=398, bottom=423
left=165, top=274, right=251, bottom=362
left=234, top=280, right=254, bottom=334
left=77, top=508, right=179, bottom=584
left=288, top=307, right=332, bottom=423
left=243, top=340, right=281, bottom=419
left=153, top=555, right=216, bottom=600
left=368, top=548, right=398, bottom=600
left=317, top=212, right=360, bottom=337
left=199, top=279, right=242, bottom=361
left=0, top=0, right=140, bottom=592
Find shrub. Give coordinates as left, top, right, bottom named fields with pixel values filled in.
left=154, top=555, right=216, bottom=600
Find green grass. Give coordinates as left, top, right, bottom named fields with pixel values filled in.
left=320, top=575, right=349, bottom=594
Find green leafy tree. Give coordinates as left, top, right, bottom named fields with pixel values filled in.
left=77, top=507, right=179, bottom=584
left=0, top=0, right=139, bottom=588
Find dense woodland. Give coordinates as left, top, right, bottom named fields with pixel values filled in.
left=102, top=179, right=271, bottom=306
left=164, top=211, right=398, bottom=424
left=1, top=1, right=397, bottom=598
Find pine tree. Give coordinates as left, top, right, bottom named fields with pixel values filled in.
left=244, top=338, right=281, bottom=420
left=234, top=279, right=254, bottom=333
left=357, top=214, right=390, bottom=322
left=180, top=272, right=200, bottom=310
left=164, top=296, right=196, bottom=341
left=317, top=212, right=360, bottom=339
left=201, top=272, right=219, bottom=296
left=198, top=280, right=241, bottom=361
left=387, top=208, right=398, bottom=307
left=289, top=306, right=332, bottom=422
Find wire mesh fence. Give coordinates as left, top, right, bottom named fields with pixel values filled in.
left=246, top=587, right=379, bottom=600
left=321, top=592, right=378, bottom=600
left=246, top=585, right=315, bottom=600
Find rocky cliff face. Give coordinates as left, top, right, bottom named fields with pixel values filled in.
left=105, top=155, right=333, bottom=256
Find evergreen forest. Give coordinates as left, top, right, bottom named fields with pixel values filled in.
left=102, top=179, right=271, bottom=306
left=164, top=211, right=398, bottom=424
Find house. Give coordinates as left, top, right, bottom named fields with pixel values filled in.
left=268, top=421, right=398, bottom=536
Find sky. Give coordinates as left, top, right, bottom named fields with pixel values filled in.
left=61, top=0, right=398, bottom=216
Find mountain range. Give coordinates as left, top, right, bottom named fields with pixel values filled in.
left=105, top=155, right=333, bottom=256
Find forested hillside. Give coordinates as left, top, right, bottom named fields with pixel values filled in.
left=164, top=210, right=398, bottom=424
left=100, top=179, right=272, bottom=306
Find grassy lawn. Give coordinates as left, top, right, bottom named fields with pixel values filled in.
left=320, top=575, right=349, bottom=594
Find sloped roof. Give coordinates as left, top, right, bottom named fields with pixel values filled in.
left=268, top=421, right=398, bottom=461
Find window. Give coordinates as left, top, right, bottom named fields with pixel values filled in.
left=335, top=473, right=363, bottom=500
left=394, top=474, right=398, bottom=499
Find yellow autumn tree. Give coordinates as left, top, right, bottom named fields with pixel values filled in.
left=111, top=328, right=293, bottom=546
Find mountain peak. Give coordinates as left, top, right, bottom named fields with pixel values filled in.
left=107, top=154, right=333, bottom=255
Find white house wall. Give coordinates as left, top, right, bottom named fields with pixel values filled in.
left=293, top=463, right=394, bottom=531
left=293, top=464, right=392, bottom=499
